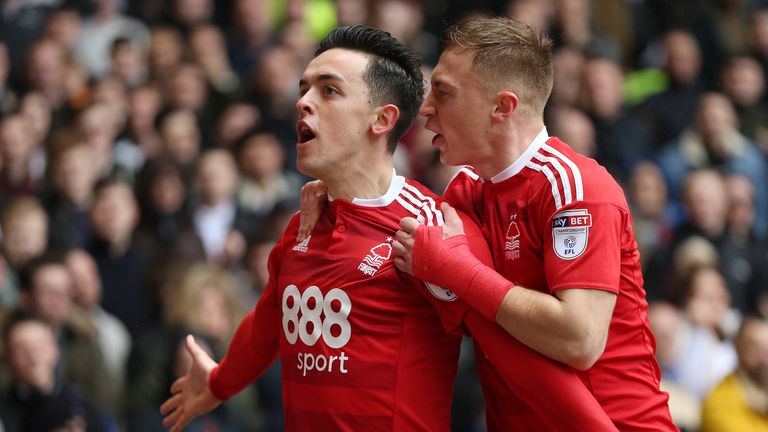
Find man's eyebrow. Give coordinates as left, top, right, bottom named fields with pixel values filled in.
left=431, top=78, right=455, bottom=90
left=299, top=73, right=346, bottom=88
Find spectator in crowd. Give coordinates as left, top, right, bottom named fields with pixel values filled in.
left=147, top=26, right=185, bottom=86
left=720, top=55, right=768, bottom=141
left=0, top=40, right=16, bottom=118
left=235, top=130, right=302, bottom=219
left=88, top=178, right=156, bottom=337
left=191, top=149, right=253, bottom=266
left=214, top=102, right=261, bottom=149
left=124, top=84, right=163, bottom=161
left=164, top=63, right=220, bottom=148
left=110, top=37, right=148, bottom=89
left=17, top=253, right=117, bottom=416
left=45, top=142, right=98, bottom=250
left=189, top=24, right=242, bottom=97
left=636, top=30, right=704, bottom=147
left=719, top=173, right=768, bottom=315
left=0, top=115, right=41, bottom=208
left=65, top=248, right=131, bottom=395
left=0, top=197, right=49, bottom=307
left=0, top=310, right=116, bottom=432
left=74, top=0, right=150, bottom=79
left=76, top=103, right=125, bottom=180
left=702, top=315, right=768, bottom=432
left=168, top=0, right=216, bottom=34
left=648, top=301, right=702, bottom=432
left=157, top=109, right=203, bottom=178
left=550, top=46, right=585, bottom=107
left=657, top=93, right=768, bottom=238
left=42, top=5, right=82, bottom=53
left=135, top=158, right=199, bottom=261
left=24, top=38, right=73, bottom=127
left=548, top=104, right=597, bottom=158
left=18, top=90, right=53, bottom=149
left=580, top=56, right=652, bottom=180
left=627, top=160, right=674, bottom=274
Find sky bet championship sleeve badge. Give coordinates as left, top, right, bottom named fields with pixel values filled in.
left=551, top=209, right=592, bottom=260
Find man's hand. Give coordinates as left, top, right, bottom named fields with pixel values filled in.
left=297, top=180, right=328, bottom=242
left=393, top=202, right=465, bottom=275
left=160, top=335, right=222, bottom=432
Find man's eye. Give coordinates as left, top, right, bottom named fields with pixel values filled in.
left=324, top=87, right=338, bottom=95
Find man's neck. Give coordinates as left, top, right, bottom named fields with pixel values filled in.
left=324, top=160, right=394, bottom=202
left=475, top=120, right=546, bottom=180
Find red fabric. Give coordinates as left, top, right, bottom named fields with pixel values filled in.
left=411, top=224, right=513, bottom=321
left=444, top=136, right=676, bottom=431
left=212, top=175, right=461, bottom=431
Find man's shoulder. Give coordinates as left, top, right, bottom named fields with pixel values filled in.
left=534, top=137, right=628, bottom=207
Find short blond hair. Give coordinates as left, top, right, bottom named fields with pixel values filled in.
left=442, top=16, right=553, bottom=116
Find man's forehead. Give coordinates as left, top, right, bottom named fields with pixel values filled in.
left=302, top=48, right=368, bottom=83
left=432, top=49, right=474, bottom=81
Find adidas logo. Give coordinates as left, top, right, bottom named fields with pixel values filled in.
left=292, top=236, right=311, bottom=253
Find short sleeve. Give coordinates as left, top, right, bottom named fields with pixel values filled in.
left=544, top=201, right=623, bottom=294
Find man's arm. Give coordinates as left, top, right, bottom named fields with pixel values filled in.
left=496, top=285, right=615, bottom=370
left=161, top=244, right=284, bottom=430
left=394, top=202, right=615, bottom=370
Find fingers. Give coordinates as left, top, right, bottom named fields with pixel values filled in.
left=169, top=415, right=190, bottom=432
left=394, top=256, right=413, bottom=275
left=170, top=376, right=186, bottom=395
left=298, top=182, right=327, bottom=242
left=160, top=393, right=181, bottom=415
left=392, top=238, right=407, bottom=257
left=441, top=202, right=460, bottom=224
left=440, top=202, right=465, bottom=237
left=395, top=229, right=413, bottom=248
left=399, top=216, right=419, bottom=233
left=162, top=404, right=183, bottom=428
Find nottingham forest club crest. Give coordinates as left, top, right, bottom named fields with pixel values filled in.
left=358, top=238, right=394, bottom=276
left=505, top=214, right=521, bottom=260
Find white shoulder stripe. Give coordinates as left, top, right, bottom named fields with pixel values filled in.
left=395, top=196, right=426, bottom=224
left=533, top=152, right=572, bottom=206
left=403, top=183, right=445, bottom=226
left=541, top=143, right=583, bottom=201
left=460, top=166, right=479, bottom=180
left=400, top=189, right=434, bottom=225
left=443, top=166, right=480, bottom=195
left=526, top=161, right=563, bottom=209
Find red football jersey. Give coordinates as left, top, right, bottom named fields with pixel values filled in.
left=444, top=129, right=676, bottom=431
left=211, top=174, right=460, bottom=431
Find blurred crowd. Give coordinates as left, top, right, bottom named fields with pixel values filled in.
left=0, top=0, right=767, bottom=431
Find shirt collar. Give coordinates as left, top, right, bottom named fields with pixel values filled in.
left=490, top=127, right=549, bottom=183
left=328, top=168, right=405, bottom=208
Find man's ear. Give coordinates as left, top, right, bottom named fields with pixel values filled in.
left=372, top=104, right=400, bottom=137
left=491, top=91, right=518, bottom=124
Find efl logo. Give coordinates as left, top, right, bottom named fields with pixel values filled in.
left=552, top=209, right=592, bottom=260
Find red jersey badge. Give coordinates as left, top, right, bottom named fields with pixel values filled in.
left=552, top=209, right=592, bottom=260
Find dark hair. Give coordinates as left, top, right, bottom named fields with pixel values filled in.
left=18, top=251, right=68, bottom=293
left=316, top=25, right=423, bottom=153
left=442, top=17, right=553, bottom=117
left=2, top=308, right=51, bottom=347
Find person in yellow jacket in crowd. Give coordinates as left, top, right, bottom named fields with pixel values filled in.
left=702, top=315, right=768, bottom=432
